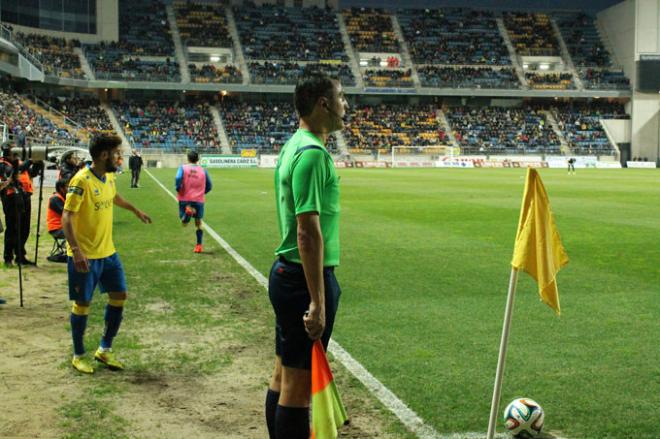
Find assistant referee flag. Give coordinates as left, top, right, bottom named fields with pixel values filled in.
left=511, top=168, right=569, bottom=315
left=311, top=340, right=348, bottom=439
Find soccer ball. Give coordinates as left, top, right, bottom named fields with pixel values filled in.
left=503, top=398, right=544, bottom=438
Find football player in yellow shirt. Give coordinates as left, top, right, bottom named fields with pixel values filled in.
left=62, top=134, right=151, bottom=374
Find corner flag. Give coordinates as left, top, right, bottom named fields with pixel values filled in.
left=311, top=340, right=349, bottom=439
left=511, top=168, right=569, bottom=315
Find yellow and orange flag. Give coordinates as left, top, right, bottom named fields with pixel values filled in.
left=311, top=340, right=349, bottom=439
left=511, top=168, right=569, bottom=315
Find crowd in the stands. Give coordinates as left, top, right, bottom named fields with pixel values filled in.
left=554, top=102, right=628, bottom=154
left=446, top=106, right=561, bottom=154
left=525, top=72, right=576, bottom=90
left=504, top=12, right=560, bottom=56
left=363, top=69, right=414, bottom=88
left=344, top=104, right=447, bottom=151
left=249, top=62, right=355, bottom=86
left=174, top=0, right=233, bottom=48
left=13, top=32, right=85, bottom=79
left=115, top=101, right=219, bottom=150
left=42, top=96, right=113, bottom=132
left=220, top=99, right=337, bottom=153
left=235, top=3, right=347, bottom=62
left=189, top=64, right=243, bottom=83
left=0, top=89, right=78, bottom=145
left=418, top=66, right=520, bottom=89
left=398, top=8, right=510, bottom=65
left=343, top=8, right=400, bottom=53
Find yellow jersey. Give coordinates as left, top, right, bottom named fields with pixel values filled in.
left=64, top=166, right=117, bottom=259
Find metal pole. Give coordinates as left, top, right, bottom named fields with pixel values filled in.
left=486, top=268, right=519, bottom=439
left=33, top=164, right=45, bottom=265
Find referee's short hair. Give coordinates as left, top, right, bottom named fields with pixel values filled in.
left=89, top=134, right=122, bottom=160
left=294, top=73, right=336, bottom=118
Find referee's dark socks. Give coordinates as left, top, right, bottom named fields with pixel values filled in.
left=265, top=389, right=279, bottom=439
left=275, top=405, right=309, bottom=439
left=100, top=298, right=125, bottom=349
left=70, top=302, right=90, bottom=356
left=196, top=229, right=203, bottom=245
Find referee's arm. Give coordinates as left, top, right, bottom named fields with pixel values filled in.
left=297, top=212, right=325, bottom=340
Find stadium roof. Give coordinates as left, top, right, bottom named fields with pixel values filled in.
left=339, top=0, right=625, bottom=13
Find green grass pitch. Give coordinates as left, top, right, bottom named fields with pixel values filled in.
left=135, top=167, right=658, bottom=438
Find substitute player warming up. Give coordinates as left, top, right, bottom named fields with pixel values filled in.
left=62, top=134, right=152, bottom=374
left=175, top=151, right=212, bottom=253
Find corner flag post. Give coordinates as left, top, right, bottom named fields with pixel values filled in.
left=486, top=267, right=519, bottom=439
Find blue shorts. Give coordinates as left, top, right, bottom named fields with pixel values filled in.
left=179, top=201, right=204, bottom=220
left=268, top=256, right=341, bottom=370
left=68, top=253, right=127, bottom=302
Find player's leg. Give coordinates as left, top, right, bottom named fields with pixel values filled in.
left=193, top=202, right=204, bottom=253
left=95, top=253, right=128, bottom=370
left=179, top=201, right=194, bottom=226
left=68, top=257, right=100, bottom=374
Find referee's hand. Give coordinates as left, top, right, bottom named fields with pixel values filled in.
left=303, top=304, right=325, bottom=340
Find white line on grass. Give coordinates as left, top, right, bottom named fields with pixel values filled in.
left=144, top=169, right=558, bottom=439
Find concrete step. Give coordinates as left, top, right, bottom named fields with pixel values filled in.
left=210, top=105, right=232, bottom=154
left=496, top=17, right=528, bottom=89
left=337, top=12, right=364, bottom=89
left=166, top=4, right=190, bottom=84
left=390, top=14, right=421, bottom=89
left=74, top=47, right=95, bottom=80
left=21, top=96, right=89, bottom=143
left=225, top=8, right=250, bottom=85
left=550, top=18, right=584, bottom=90
left=101, top=103, right=132, bottom=153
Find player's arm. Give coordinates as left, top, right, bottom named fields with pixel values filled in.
left=113, top=192, right=152, bottom=224
left=62, top=209, right=88, bottom=273
left=298, top=212, right=325, bottom=340
left=175, top=165, right=184, bottom=192
left=204, top=169, right=212, bottom=193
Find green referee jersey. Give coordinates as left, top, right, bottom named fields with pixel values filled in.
left=274, top=128, right=340, bottom=267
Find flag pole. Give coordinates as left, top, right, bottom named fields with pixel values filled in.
left=487, top=267, right=519, bottom=439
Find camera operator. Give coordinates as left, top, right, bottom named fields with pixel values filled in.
left=0, top=144, right=12, bottom=303
left=59, top=150, right=80, bottom=181
left=15, top=154, right=43, bottom=265
left=0, top=143, right=17, bottom=268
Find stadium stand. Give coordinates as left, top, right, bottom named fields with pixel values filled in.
left=417, top=66, right=520, bottom=89
left=344, top=104, right=448, bottom=152
left=504, top=12, right=560, bottom=56
left=554, top=12, right=631, bottom=91
left=219, top=99, right=337, bottom=154
left=189, top=64, right=243, bottom=84
left=248, top=62, right=355, bottom=86
left=554, top=101, right=628, bottom=155
left=235, top=3, right=347, bottom=62
left=446, top=106, right=561, bottom=155
left=343, top=8, right=399, bottom=53
left=13, top=33, right=85, bottom=79
left=525, top=72, right=576, bottom=90
left=115, top=101, right=219, bottom=150
left=41, top=96, right=113, bottom=132
left=0, top=88, right=78, bottom=145
left=84, top=0, right=180, bottom=81
left=363, top=68, right=414, bottom=88
left=397, top=8, right=511, bottom=66
left=174, top=0, right=233, bottom=48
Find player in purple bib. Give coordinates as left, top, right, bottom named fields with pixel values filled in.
left=175, top=151, right=212, bottom=253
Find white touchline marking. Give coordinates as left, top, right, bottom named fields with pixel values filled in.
left=145, top=169, right=569, bottom=439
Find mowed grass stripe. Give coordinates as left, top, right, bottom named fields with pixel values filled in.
left=148, top=167, right=659, bottom=438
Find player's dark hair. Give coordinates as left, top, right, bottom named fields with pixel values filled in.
left=187, top=150, right=199, bottom=163
left=89, top=134, right=122, bottom=160
left=294, top=73, right=336, bottom=118
left=55, top=178, right=68, bottom=193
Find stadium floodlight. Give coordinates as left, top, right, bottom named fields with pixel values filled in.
left=359, top=60, right=368, bottom=67
left=539, top=64, right=550, bottom=70
left=210, top=55, right=220, bottom=62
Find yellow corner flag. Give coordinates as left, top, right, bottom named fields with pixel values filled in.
left=511, top=168, right=569, bottom=315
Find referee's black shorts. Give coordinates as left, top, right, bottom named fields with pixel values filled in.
left=268, top=256, right=341, bottom=370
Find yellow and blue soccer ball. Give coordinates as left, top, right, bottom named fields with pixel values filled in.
left=503, top=398, right=544, bottom=438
